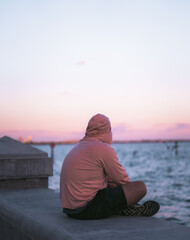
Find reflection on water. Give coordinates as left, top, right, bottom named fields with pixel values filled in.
left=34, top=142, right=190, bottom=227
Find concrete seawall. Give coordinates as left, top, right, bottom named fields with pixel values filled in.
left=0, top=188, right=190, bottom=240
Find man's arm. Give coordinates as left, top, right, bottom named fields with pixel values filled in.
left=106, top=176, right=120, bottom=188
left=99, top=144, right=130, bottom=186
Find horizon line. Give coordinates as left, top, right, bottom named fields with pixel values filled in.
left=25, top=139, right=190, bottom=145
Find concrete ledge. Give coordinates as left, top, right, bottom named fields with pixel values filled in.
left=0, top=158, right=53, bottom=179
left=0, top=178, right=48, bottom=190
left=0, top=189, right=190, bottom=240
left=0, top=136, right=52, bottom=190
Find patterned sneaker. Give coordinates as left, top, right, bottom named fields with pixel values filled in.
left=120, top=200, right=160, bottom=217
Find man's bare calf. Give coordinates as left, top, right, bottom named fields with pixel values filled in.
left=122, top=181, right=147, bottom=206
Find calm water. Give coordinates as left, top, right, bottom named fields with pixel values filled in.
left=34, top=142, right=190, bottom=227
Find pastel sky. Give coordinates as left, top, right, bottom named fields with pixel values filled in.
left=1, top=0, right=190, bottom=141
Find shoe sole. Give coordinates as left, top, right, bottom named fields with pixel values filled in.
left=122, top=200, right=160, bottom=217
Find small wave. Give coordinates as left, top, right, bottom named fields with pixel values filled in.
left=172, top=183, right=183, bottom=187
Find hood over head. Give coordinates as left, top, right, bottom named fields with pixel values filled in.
left=85, top=114, right=112, bottom=144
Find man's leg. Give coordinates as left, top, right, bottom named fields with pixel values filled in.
left=67, top=186, right=127, bottom=220
left=122, top=181, right=147, bottom=206
left=121, top=181, right=160, bottom=216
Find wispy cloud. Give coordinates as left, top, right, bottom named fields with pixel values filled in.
left=112, top=123, right=133, bottom=140
left=60, top=91, right=70, bottom=97
left=75, top=61, right=85, bottom=65
left=112, top=123, right=130, bottom=135
left=175, top=123, right=190, bottom=129
left=166, top=123, right=190, bottom=132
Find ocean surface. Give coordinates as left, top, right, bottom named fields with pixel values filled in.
left=34, top=141, right=190, bottom=227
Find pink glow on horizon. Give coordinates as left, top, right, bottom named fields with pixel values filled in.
left=1, top=122, right=190, bottom=142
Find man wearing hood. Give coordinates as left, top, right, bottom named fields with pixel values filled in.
left=60, top=114, right=159, bottom=219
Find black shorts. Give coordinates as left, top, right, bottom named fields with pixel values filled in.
left=66, top=186, right=127, bottom=220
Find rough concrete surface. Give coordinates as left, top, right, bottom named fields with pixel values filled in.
left=0, top=189, right=190, bottom=240
left=0, top=136, right=47, bottom=159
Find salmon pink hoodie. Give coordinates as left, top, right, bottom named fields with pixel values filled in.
left=60, top=114, right=130, bottom=209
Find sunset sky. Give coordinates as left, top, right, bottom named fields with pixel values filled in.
left=1, top=0, right=190, bottom=141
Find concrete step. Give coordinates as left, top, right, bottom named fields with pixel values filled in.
left=0, top=189, right=190, bottom=240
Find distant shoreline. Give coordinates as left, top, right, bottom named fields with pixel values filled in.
left=26, top=139, right=190, bottom=145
